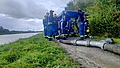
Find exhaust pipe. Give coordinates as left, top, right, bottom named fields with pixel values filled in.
left=59, top=39, right=120, bottom=55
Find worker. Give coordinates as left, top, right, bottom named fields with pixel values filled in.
left=78, top=9, right=84, bottom=40
left=58, top=21, right=61, bottom=36
left=74, top=18, right=79, bottom=34
left=83, top=14, right=89, bottom=39
left=43, top=15, right=47, bottom=38
left=44, top=12, right=49, bottom=39
left=60, top=15, right=69, bottom=38
left=68, top=19, right=74, bottom=36
left=62, top=11, right=66, bottom=17
left=53, top=14, right=59, bottom=39
left=47, top=10, right=54, bottom=41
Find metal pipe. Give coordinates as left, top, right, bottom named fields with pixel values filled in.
left=59, top=39, right=120, bottom=55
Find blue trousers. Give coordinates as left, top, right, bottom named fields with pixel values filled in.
left=79, top=22, right=84, bottom=38
left=44, top=27, right=47, bottom=37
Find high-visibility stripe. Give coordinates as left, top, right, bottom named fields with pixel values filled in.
left=84, top=35, right=87, bottom=36
left=48, top=22, right=52, bottom=24
left=47, top=36, right=52, bottom=38
left=55, top=35, right=59, bottom=38
left=64, top=34, right=67, bottom=36
left=44, top=36, right=47, bottom=37
left=80, top=35, right=84, bottom=37
left=69, top=34, right=72, bottom=36
left=62, top=34, right=67, bottom=36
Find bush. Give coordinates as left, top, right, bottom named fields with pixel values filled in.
left=86, top=0, right=120, bottom=37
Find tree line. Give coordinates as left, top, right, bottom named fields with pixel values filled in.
left=65, top=0, right=120, bottom=38
left=0, top=26, right=40, bottom=35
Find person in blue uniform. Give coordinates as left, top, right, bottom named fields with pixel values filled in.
left=68, top=19, right=74, bottom=36
left=43, top=15, right=47, bottom=38
left=47, top=10, right=54, bottom=41
left=78, top=9, right=84, bottom=40
left=83, top=14, right=89, bottom=39
left=60, top=15, right=69, bottom=37
left=58, top=21, right=61, bottom=36
left=53, top=14, right=59, bottom=39
left=44, top=12, right=49, bottom=39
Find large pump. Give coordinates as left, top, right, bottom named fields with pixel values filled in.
left=43, top=10, right=85, bottom=40
left=57, top=10, right=78, bottom=21
left=58, top=10, right=80, bottom=38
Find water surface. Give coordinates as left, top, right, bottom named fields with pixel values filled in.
left=0, top=33, right=39, bottom=45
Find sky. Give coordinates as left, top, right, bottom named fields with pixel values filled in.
left=0, top=0, right=70, bottom=31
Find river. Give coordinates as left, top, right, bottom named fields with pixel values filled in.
left=0, top=33, right=39, bottom=45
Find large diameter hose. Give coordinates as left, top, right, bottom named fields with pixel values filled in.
left=104, top=44, right=120, bottom=55
left=59, top=39, right=120, bottom=55
left=60, top=40, right=105, bottom=49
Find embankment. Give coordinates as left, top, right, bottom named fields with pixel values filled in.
left=0, top=34, right=81, bottom=68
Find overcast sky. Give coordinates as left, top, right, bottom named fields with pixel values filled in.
left=0, top=0, right=70, bottom=31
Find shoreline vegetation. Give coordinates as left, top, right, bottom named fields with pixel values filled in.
left=0, top=34, right=81, bottom=68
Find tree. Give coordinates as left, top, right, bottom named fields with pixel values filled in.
left=66, top=0, right=120, bottom=38
left=65, top=0, right=93, bottom=11
left=86, top=0, right=120, bottom=37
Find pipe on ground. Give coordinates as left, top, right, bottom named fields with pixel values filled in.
left=104, top=44, right=120, bottom=54
left=59, top=39, right=120, bottom=55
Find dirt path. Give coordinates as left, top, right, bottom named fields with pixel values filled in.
left=56, top=37, right=120, bottom=68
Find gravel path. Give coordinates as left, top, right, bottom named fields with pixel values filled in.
left=56, top=37, right=120, bottom=68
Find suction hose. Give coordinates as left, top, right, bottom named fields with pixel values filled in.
left=59, top=39, right=120, bottom=55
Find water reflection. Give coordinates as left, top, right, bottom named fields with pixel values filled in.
left=0, top=33, right=39, bottom=45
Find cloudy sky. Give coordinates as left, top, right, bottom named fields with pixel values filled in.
left=0, top=0, right=70, bottom=31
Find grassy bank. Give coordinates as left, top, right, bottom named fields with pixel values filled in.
left=0, top=34, right=81, bottom=68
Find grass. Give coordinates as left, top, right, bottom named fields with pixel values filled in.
left=113, top=38, right=120, bottom=44
left=0, top=33, right=81, bottom=68
left=90, top=36, right=120, bottom=44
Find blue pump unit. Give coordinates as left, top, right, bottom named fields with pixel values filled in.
left=43, top=9, right=88, bottom=40
left=57, top=10, right=78, bottom=21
